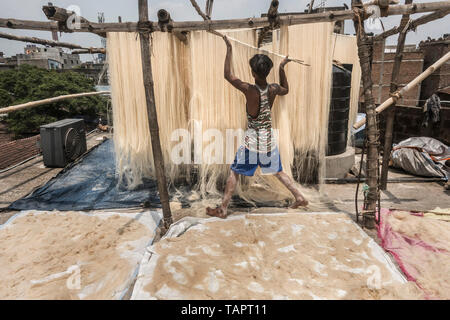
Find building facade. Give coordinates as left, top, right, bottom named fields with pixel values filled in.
left=13, top=45, right=81, bottom=70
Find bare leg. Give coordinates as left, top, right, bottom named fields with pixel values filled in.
left=206, top=170, right=239, bottom=218
left=275, top=171, right=308, bottom=208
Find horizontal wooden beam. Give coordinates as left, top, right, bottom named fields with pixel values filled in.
left=0, top=31, right=105, bottom=52
left=0, top=1, right=449, bottom=34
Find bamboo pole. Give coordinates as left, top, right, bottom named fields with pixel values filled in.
left=138, top=0, right=173, bottom=230
left=1, top=2, right=449, bottom=34
left=0, top=91, right=110, bottom=114
left=353, top=50, right=450, bottom=129
left=352, top=0, right=379, bottom=229
left=71, top=48, right=106, bottom=54
left=380, top=0, right=413, bottom=190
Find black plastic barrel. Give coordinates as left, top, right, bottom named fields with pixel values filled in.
left=327, top=64, right=352, bottom=156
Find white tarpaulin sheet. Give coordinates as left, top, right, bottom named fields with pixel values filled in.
left=131, top=212, right=414, bottom=300
left=0, top=210, right=162, bottom=300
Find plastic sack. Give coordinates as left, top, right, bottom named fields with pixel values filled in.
left=391, top=137, right=449, bottom=179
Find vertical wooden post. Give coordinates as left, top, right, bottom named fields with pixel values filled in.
left=308, top=0, right=316, bottom=13
left=205, top=0, right=214, bottom=18
left=352, top=0, right=379, bottom=229
left=380, top=0, right=413, bottom=190
left=257, top=0, right=279, bottom=48
left=138, top=0, right=173, bottom=229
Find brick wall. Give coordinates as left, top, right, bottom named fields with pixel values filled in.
left=360, top=39, right=424, bottom=107
left=419, top=38, right=449, bottom=102
left=377, top=105, right=450, bottom=146
left=0, top=135, right=41, bottom=169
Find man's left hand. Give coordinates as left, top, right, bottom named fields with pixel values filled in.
left=280, top=55, right=291, bottom=68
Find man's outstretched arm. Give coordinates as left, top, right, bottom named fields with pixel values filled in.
left=276, top=56, right=291, bottom=96
left=223, top=36, right=249, bottom=93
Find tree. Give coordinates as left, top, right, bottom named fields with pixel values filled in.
left=0, top=64, right=107, bottom=138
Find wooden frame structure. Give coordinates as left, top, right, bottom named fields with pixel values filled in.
left=1, top=0, right=449, bottom=229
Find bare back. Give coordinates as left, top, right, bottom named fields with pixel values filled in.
left=244, top=83, right=281, bottom=118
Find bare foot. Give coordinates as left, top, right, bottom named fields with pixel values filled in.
left=290, top=198, right=309, bottom=209
left=206, top=206, right=228, bottom=219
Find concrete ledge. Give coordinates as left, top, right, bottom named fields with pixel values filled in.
left=325, top=147, right=355, bottom=179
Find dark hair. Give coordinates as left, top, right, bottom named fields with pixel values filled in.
left=249, top=54, right=273, bottom=78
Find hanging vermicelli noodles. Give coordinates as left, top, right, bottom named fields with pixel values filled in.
left=108, top=32, right=190, bottom=189
left=107, top=22, right=359, bottom=207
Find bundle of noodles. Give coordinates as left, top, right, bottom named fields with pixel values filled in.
left=108, top=32, right=189, bottom=189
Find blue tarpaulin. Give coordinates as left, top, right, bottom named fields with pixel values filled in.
left=9, top=139, right=161, bottom=211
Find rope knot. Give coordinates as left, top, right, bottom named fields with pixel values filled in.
left=137, top=21, right=153, bottom=34
left=389, top=91, right=401, bottom=103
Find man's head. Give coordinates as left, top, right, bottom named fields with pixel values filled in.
left=249, top=54, right=273, bottom=80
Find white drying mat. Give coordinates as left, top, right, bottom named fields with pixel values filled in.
left=131, top=212, right=412, bottom=300
left=0, top=210, right=162, bottom=300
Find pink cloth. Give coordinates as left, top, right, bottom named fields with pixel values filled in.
left=377, top=208, right=447, bottom=299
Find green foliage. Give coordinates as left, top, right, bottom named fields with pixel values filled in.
left=0, top=64, right=107, bottom=138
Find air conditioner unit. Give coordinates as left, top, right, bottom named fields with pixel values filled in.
left=40, top=119, right=87, bottom=167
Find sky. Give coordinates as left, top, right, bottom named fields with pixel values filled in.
left=1, top=0, right=449, bottom=61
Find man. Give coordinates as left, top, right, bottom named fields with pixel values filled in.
left=206, top=35, right=308, bottom=219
